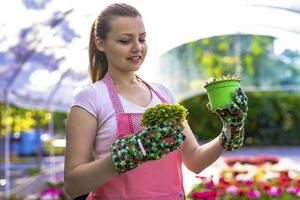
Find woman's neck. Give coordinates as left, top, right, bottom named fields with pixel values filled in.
left=108, top=71, right=140, bottom=86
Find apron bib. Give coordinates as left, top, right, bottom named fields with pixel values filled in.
left=87, top=73, right=185, bottom=200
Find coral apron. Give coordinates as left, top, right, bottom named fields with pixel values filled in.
left=87, top=73, right=185, bottom=200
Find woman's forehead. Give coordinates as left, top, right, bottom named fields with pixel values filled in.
left=109, top=16, right=145, bottom=36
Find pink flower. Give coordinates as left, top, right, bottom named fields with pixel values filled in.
left=247, top=189, right=261, bottom=199
left=205, top=180, right=215, bottom=188
left=297, top=190, right=300, bottom=197
left=267, top=187, right=282, bottom=196
left=191, top=189, right=216, bottom=199
left=243, top=180, right=254, bottom=186
left=216, top=188, right=224, bottom=196
left=286, top=186, right=298, bottom=194
left=41, top=187, right=63, bottom=196
left=226, top=185, right=239, bottom=196
left=207, top=197, right=216, bottom=200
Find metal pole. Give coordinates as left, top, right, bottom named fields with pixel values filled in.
left=4, top=91, right=10, bottom=200
left=45, top=69, right=70, bottom=181
left=47, top=110, right=56, bottom=182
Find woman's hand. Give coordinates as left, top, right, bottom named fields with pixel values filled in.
left=208, top=87, right=248, bottom=151
left=215, top=87, right=248, bottom=126
left=111, top=122, right=186, bottom=173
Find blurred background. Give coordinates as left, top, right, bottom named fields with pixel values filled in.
left=1, top=0, right=300, bottom=199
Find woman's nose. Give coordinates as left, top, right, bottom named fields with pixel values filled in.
left=131, top=40, right=142, bottom=52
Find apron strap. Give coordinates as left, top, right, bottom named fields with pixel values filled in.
left=103, top=73, right=124, bottom=113
left=136, top=75, right=169, bottom=104
left=104, top=73, right=170, bottom=114
left=151, top=88, right=169, bottom=104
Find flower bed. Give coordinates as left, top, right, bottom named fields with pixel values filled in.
left=189, top=155, right=300, bottom=200
left=223, top=155, right=279, bottom=166
left=39, top=180, right=65, bottom=200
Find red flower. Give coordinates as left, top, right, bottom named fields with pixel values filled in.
left=279, top=170, right=289, bottom=177
left=258, top=182, right=271, bottom=191
left=237, top=187, right=245, bottom=196
left=218, top=177, right=230, bottom=187
left=279, top=176, right=291, bottom=187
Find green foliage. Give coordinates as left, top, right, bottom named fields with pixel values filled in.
left=45, top=180, right=64, bottom=188
left=53, top=111, right=67, bottom=132
left=142, top=104, right=188, bottom=127
left=27, top=166, right=41, bottom=175
left=160, top=33, right=300, bottom=146
left=0, top=102, right=67, bottom=135
left=160, top=34, right=300, bottom=98
left=180, top=91, right=300, bottom=145
left=0, top=103, right=48, bottom=135
left=180, top=93, right=222, bottom=140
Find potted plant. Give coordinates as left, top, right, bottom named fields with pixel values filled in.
left=141, top=103, right=188, bottom=127
left=204, top=75, right=241, bottom=111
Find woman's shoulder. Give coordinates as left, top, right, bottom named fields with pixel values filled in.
left=149, top=82, right=177, bottom=104
left=73, top=80, right=109, bottom=107
left=74, top=80, right=106, bottom=98
left=71, top=80, right=109, bottom=117
left=150, top=82, right=171, bottom=93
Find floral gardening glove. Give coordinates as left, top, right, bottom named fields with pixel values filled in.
left=111, top=104, right=188, bottom=174
left=207, top=88, right=248, bottom=151
left=111, top=122, right=185, bottom=174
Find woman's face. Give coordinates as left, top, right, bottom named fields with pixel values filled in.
left=98, top=16, right=147, bottom=73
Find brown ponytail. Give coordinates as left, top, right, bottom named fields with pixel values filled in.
left=88, top=20, right=108, bottom=83
left=88, top=3, right=141, bottom=82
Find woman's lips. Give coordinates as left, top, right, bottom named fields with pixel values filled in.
left=128, top=56, right=141, bottom=64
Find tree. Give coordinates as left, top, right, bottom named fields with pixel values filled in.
left=160, top=34, right=300, bottom=97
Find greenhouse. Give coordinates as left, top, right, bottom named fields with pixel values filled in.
left=1, top=0, right=300, bottom=199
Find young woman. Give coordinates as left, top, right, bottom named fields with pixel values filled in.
left=64, top=3, right=248, bottom=200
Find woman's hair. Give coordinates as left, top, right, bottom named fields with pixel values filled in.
left=88, top=3, right=142, bottom=82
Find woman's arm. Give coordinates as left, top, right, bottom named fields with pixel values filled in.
left=181, top=123, right=225, bottom=174
left=64, top=106, right=118, bottom=198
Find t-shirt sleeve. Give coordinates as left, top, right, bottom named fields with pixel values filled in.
left=72, top=85, right=98, bottom=118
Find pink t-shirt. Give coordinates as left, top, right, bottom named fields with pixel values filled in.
left=71, top=80, right=177, bottom=158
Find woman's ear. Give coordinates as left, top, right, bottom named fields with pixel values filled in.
left=95, top=36, right=105, bottom=52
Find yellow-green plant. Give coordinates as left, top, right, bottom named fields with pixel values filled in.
left=142, top=104, right=188, bottom=127
left=205, top=74, right=241, bottom=85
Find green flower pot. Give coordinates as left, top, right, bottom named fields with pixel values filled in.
left=204, top=79, right=240, bottom=111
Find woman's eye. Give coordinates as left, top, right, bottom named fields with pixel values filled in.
left=119, top=40, right=130, bottom=44
left=139, top=39, right=146, bottom=43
